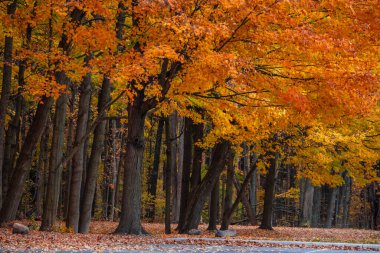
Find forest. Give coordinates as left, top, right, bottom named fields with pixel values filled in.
left=0, top=0, right=379, bottom=239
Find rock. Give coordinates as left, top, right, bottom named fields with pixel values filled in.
left=188, top=229, right=201, bottom=235
left=215, top=229, right=237, bottom=237
left=12, top=223, right=29, bottom=235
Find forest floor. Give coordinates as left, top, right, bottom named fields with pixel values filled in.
left=0, top=221, right=379, bottom=252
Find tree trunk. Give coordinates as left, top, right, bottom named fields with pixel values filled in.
left=40, top=75, right=68, bottom=230
left=208, top=178, right=219, bottom=230
left=190, top=123, right=203, bottom=189
left=115, top=91, right=147, bottom=235
left=67, top=72, right=92, bottom=232
left=311, top=186, right=321, bottom=227
left=325, top=187, right=337, bottom=228
left=165, top=114, right=176, bottom=234
left=180, top=141, right=231, bottom=233
left=146, top=118, right=164, bottom=220
left=177, top=118, right=193, bottom=231
left=342, top=176, right=351, bottom=228
left=233, top=173, right=256, bottom=225
left=168, top=114, right=178, bottom=224
left=0, top=96, right=54, bottom=224
left=259, top=152, right=280, bottom=230
left=301, top=179, right=314, bottom=226
left=221, top=152, right=234, bottom=230
left=176, top=116, right=184, bottom=223
left=0, top=1, right=17, bottom=208
left=79, top=75, right=111, bottom=233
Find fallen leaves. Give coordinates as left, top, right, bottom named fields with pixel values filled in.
left=0, top=221, right=379, bottom=252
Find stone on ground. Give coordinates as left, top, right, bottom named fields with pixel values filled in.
left=12, top=223, right=29, bottom=234
left=215, top=229, right=237, bottom=237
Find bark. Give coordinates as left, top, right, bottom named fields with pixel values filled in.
left=342, top=176, right=351, bottom=228
left=79, top=75, right=111, bottom=233
left=0, top=1, right=17, bottom=208
left=165, top=115, right=176, bottom=234
left=249, top=153, right=258, bottom=225
left=146, top=118, right=164, bottom=220
left=168, top=114, right=178, bottom=224
left=311, top=186, right=321, bottom=227
left=190, top=123, right=203, bottom=189
left=175, top=117, right=184, bottom=223
left=259, top=152, right=280, bottom=230
left=180, top=140, right=231, bottom=233
left=67, top=72, right=92, bottom=232
left=64, top=90, right=76, bottom=220
left=0, top=96, right=54, bottom=224
left=115, top=91, right=147, bottom=235
left=177, top=118, right=193, bottom=231
left=208, top=178, right=219, bottom=230
left=325, top=187, right=338, bottom=228
left=221, top=152, right=234, bottom=230
left=301, top=179, right=314, bottom=226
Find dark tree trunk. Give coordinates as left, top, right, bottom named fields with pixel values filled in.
left=342, top=176, right=351, bottom=228
left=0, top=1, right=17, bottom=208
left=165, top=114, right=176, bottom=234
left=146, top=118, right=164, bottom=220
left=79, top=75, right=111, bottom=233
left=249, top=153, right=258, bottom=225
left=221, top=152, right=234, bottom=230
left=190, top=123, right=203, bottom=189
left=177, top=118, right=193, bottom=231
left=67, top=72, right=92, bottom=232
left=311, top=186, right=321, bottom=227
left=259, top=152, right=280, bottom=230
left=180, top=141, right=231, bottom=233
left=0, top=96, right=54, bottom=224
left=208, top=178, right=219, bottom=230
left=115, top=91, right=147, bottom=235
left=40, top=74, right=69, bottom=231
left=325, top=187, right=337, bottom=228
left=64, top=90, right=76, bottom=220
left=233, top=174, right=256, bottom=225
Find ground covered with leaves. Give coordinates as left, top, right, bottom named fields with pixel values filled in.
left=0, top=221, right=379, bottom=252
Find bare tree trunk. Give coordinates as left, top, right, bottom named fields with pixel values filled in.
left=115, top=91, right=146, bottom=235
left=168, top=114, right=178, bottom=224
left=259, top=152, right=280, bottom=230
left=221, top=152, right=234, bottom=230
left=208, top=178, right=219, bottom=230
left=79, top=76, right=110, bottom=233
left=0, top=96, right=54, bottom=224
left=342, top=176, right=351, bottom=228
left=176, top=116, right=184, bottom=223
left=146, top=118, right=164, bottom=220
left=190, top=123, right=203, bottom=189
left=0, top=1, right=17, bottom=208
left=165, top=115, right=176, bottom=234
left=177, top=118, right=193, bottom=231
left=301, top=179, right=314, bottom=226
left=311, top=186, right=321, bottom=227
left=233, top=174, right=256, bottom=225
left=67, top=72, right=92, bottom=232
left=325, top=187, right=337, bottom=228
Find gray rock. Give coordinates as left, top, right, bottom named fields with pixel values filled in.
left=188, top=229, right=201, bottom=235
left=215, top=229, right=237, bottom=237
left=12, top=223, right=29, bottom=234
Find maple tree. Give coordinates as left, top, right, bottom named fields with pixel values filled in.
left=0, top=0, right=379, bottom=238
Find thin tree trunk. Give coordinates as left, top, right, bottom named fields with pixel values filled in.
left=115, top=91, right=147, bottom=235
left=190, top=123, right=203, bottom=189
left=0, top=1, right=17, bottom=208
left=233, top=174, right=256, bottom=225
left=311, top=186, right=321, bottom=227
left=79, top=75, right=110, bottom=233
left=325, top=187, right=338, bottom=228
left=0, top=96, right=54, bottom=224
left=146, top=118, right=164, bottom=220
left=177, top=118, right=193, bottom=231
left=168, top=114, right=178, bottom=224
left=67, top=72, right=92, bottom=232
left=259, top=152, right=280, bottom=230
left=165, top=115, right=176, bottom=234
left=176, top=116, right=184, bottom=223
left=208, top=178, right=219, bottom=230
left=221, top=152, right=234, bottom=230
left=342, top=176, right=351, bottom=228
